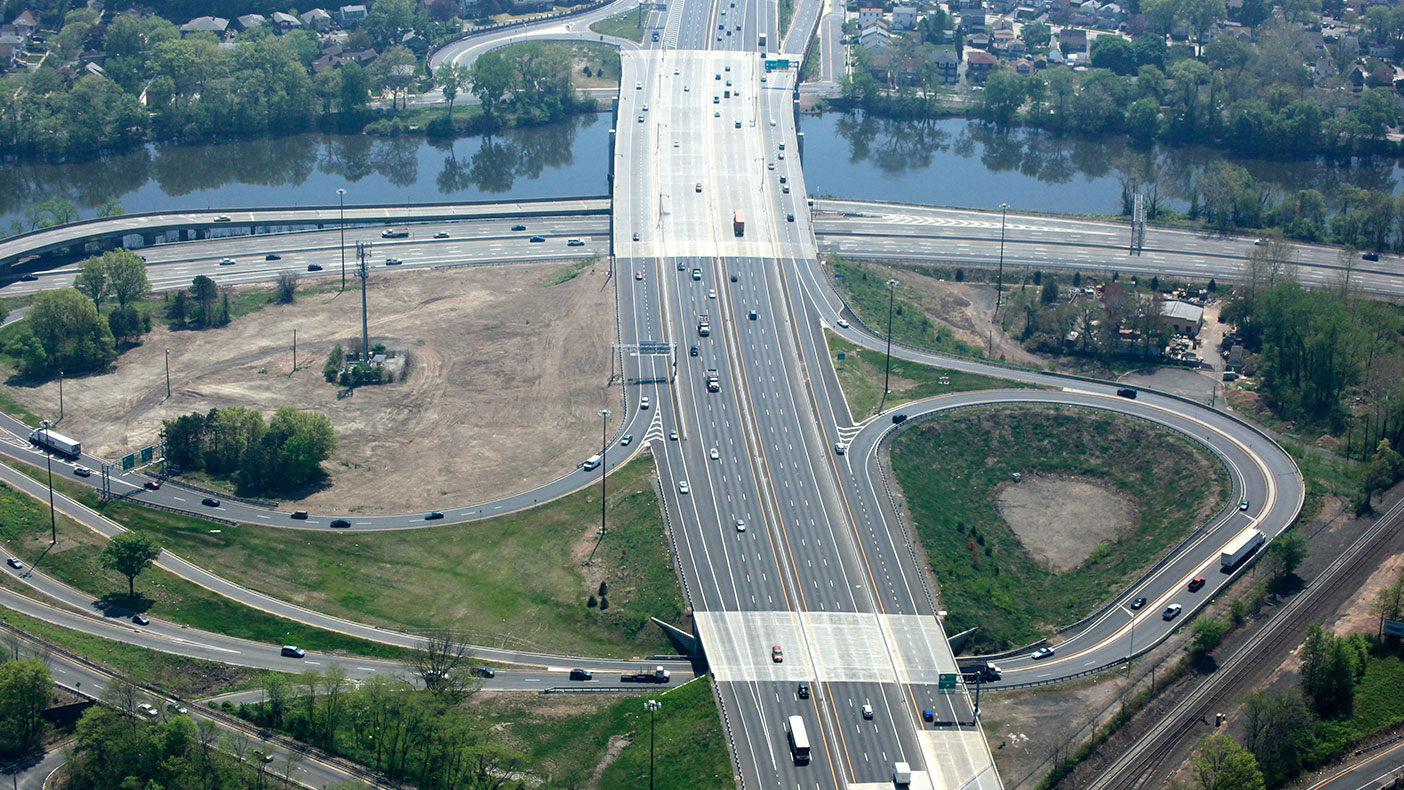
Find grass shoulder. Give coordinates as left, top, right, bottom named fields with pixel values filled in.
left=892, top=404, right=1228, bottom=652
left=825, top=331, right=1038, bottom=420
left=131, top=455, right=684, bottom=658
left=831, top=257, right=987, bottom=359
left=590, top=9, right=647, bottom=42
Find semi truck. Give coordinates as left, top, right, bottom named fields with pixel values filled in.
left=1220, top=528, right=1265, bottom=571
left=956, top=659, right=1003, bottom=682
left=29, top=428, right=81, bottom=459
left=698, top=313, right=711, bottom=337
left=380, top=227, right=409, bottom=238
left=706, top=368, right=720, bottom=392
left=620, top=666, right=671, bottom=683
left=733, top=210, right=745, bottom=236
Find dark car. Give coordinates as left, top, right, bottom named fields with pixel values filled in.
left=922, top=709, right=934, bottom=722
left=1363, top=251, right=1380, bottom=261
left=330, top=519, right=351, bottom=528
left=787, top=213, right=795, bottom=222
left=1130, top=596, right=1147, bottom=610
left=144, top=480, right=161, bottom=490
left=1116, top=387, right=1137, bottom=399
left=730, top=273, right=738, bottom=282
left=132, top=614, right=149, bottom=626
left=797, top=683, right=810, bottom=699
left=201, top=497, right=220, bottom=507
left=1188, top=576, right=1206, bottom=592
left=748, top=310, right=758, bottom=320
left=307, top=264, right=323, bottom=271
left=291, top=510, right=309, bottom=520
left=19, top=273, right=37, bottom=281
left=690, top=345, right=699, bottom=356
left=569, top=668, right=593, bottom=681
left=472, top=666, right=496, bottom=678
left=434, top=231, right=450, bottom=238
left=424, top=511, right=445, bottom=520
left=281, top=645, right=305, bottom=658
left=265, top=253, right=281, bottom=260
left=511, top=224, right=527, bottom=231
left=529, top=236, right=546, bottom=243
left=892, top=413, right=908, bottom=424
left=633, top=232, right=640, bottom=241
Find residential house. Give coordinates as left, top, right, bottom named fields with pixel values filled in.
left=989, top=0, right=1018, bottom=12
left=11, top=10, right=36, bottom=38
left=1095, top=2, right=1123, bottom=27
left=236, top=14, right=267, bottom=31
left=858, top=6, right=884, bottom=25
left=892, top=5, right=919, bottom=29
left=300, top=8, right=334, bottom=30
left=1013, top=56, right=1034, bottom=73
left=336, top=4, right=368, bottom=25
left=400, top=29, right=428, bottom=53
left=1004, top=36, right=1027, bottom=55
left=896, top=55, right=926, bottom=84
left=1073, top=0, right=1099, bottom=24
left=991, top=27, right=1017, bottom=50
left=270, top=12, right=302, bottom=33
left=180, top=16, right=230, bottom=37
left=1158, top=300, right=1204, bottom=337
left=966, top=48, right=998, bottom=80
left=868, top=52, right=891, bottom=81
left=1058, top=26, right=1087, bottom=51
left=0, top=32, right=23, bottom=68
left=1016, top=5, right=1042, bottom=19
left=933, top=47, right=960, bottom=83
left=860, top=20, right=891, bottom=52
left=961, top=8, right=987, bottom=31
left=967, top=32, right=991, bottom=48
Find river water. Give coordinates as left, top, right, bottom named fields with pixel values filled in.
left=4, top=111, right=1403, bottom=231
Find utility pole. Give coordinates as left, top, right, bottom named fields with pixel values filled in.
left=57, top=370, right=63, bottom=421
left=292, top=329, right=297, bottom=372
left=164, top=349, right=171, bottom=400
left=645, top=699, right=661, bottom=790
left=355, top=241, right=371, bottom=362
left=587, top=409, right=611, bottom=565
left=337, top=188, right=347, bottom=292
left=879, top=279, right=897, bottom=414
left=995, top=202, right=1009, bottom=313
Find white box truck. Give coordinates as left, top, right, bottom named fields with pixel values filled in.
left=1220, top=529, right=1265, bottom=570
left=893, top=761, right=912, bottom=785
left=29, top=428, right=81, bottom=459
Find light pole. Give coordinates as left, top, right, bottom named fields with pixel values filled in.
left=644, top=699, right=661, bottom=790
left=39, top=420, right=55, bottom=545
left=995, top=202, right=1009, bottom=313
left=337, top=188, right=347, bottom=292
left=587, top=409, right=611, bottom=565
left=879, top=278, right=898, bottom=414
left=164, top=349, right=171, bottom=400
left=57, top=370, right=63, bottom=421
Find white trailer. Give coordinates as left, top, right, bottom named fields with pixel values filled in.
left=1220, top=528, right=1265, bottom=570
left=29, top=428, right=81, bottom=458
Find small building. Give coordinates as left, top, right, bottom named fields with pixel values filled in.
left=1058, top=26, right=1088, bottom=51
left=301, top=8, right=334, bottom=30
left=858, top=6, right=884, bottom=25
left=270, top=12, right=302, bottom=33
left=965, top=49, right=999, bottom=80
left=0, top=32, right=24, bottom=68
left=11, top=10, right=37, bottom=38
left=337, top=4, right=369, bottom=25
left=892, top=6, right=919, bottom=29
left=180, top=16, right=230, bottom=37
left=859, top=20, right=892, bottom=52
left=1158, top=299, right=1204, bottom=338
left=236, top=14, right=267, bottom=31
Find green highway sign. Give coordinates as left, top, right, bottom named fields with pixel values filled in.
left=938, top=673, right=958, bottom=690
left=140, top=446, right=154, bottom=463
left=764, top=58, right=791, bottom=70
left=121, top=453, right=135, bottom=471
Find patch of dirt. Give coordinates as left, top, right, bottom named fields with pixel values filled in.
left=1332, top=550, right=1404, bottom=637
left=586, top=734, right=634, bottom=790
left=993, top=473, right=1137, bottom=572
left=10, top=264, right=616, bottom=513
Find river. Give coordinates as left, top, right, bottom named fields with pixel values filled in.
left=4, top=111, right=1403, bottom=231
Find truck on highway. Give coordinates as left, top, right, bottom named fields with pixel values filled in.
left=787, top=715, right=810, bottom=764
left=380, top=227, right=409, bottom=238
left=758, top=32, right=766, bottom=48
left=893, top=762, right=912, bottom=786
left=29, top=428, right=81, bottom=459
left=1220, top=528, right=1265, bottom=571
left=581, top=454, right=602, bottom=471
left=956, top=659, right=1002, bottom=682
left=733, top=210, right=745, bottom=236
left=698, top=313, right=711, bottom=337
left=620, top=666, right=671, bottom=683
left=706, top=368, right=720, bottom=392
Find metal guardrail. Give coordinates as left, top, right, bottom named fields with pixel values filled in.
left=427, top=0, right=616, bottom=69
left=540, top=684, right=641, bottom=694
left=155, top=476, right=278, bottom=509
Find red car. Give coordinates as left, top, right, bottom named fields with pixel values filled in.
left=634, top=271, right=644, bottom=280
left=1188, top=576, right=1206, bottom=592
left=143, top=480, right=161, bottom=490
left=771, top=646, right=783, bottom=663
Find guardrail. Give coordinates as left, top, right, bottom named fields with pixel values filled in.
left=540, top=684, right=642, bottom=694
left=155, top=476, right=279, bottom=509
left=428, top=0, right=619, bottom=69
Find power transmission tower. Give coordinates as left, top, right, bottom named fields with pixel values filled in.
left=355, top=241, right=372, bottom=362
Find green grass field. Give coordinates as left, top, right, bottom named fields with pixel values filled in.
left=825, top=331, right=1038, bottom=420
left=831, top=257, right=987, bottom=359
left=590, top=9, right=647, bottom=42
left=891, top=405, right=1228, bottom=651
left=495, top=40, right=622, bottom=88
left=121, top=456, right=683, bottom=658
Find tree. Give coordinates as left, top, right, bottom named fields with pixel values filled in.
left=276, top=271, right=299, bottom=304
left=27, top=287, right=117, bottom=375
left=101, top=249, right=151, bottom=310
left=373, top=45, right=419, bottom=110
left=1241, top=690, right=1315, bottom=788
left=435, top=63, right=469, bottom=120
left=412, top=630, right=481, bottom=704
left=980, top=69, right=1026, bottom=126
left=1041, top=278, right=1059, bottom=304
left=1299, top=624, right=1363, bottom=718
left=1091, top=34, right=1139, bottom=75
left=1264, top=529, right=1308, bottom=587
left=323, top=344, right=344, bottom=382
left=100, top=530, right=161, bottom=598
left=73, top=256, right=110, bottom=310
left=189, top=275, right=219, bottom=327
left=1190, top=617, right=1230, bottom=655
left=252, top=407, right=338, bottom=490
left=1373, top=567, right=1404, bottom=641
left=364, top=0, right=416, bottom=48
left=1022, top=20, right=1051, bottom=46
left=0, top=659, right=51, bottom=754
left=339, top=61, right=372, bottom=111
left=470, top=51, right=514, bottom=120
left=1192, top=734, right=1266, bottom=790
left=160, top=411, right=208, bottom=471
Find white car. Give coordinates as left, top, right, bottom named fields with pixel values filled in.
left=1031, top=646, right=1055, bottom=660
left=137, top=703, right=158, bottom=717
left=709, top=448, right=720, bottom=460
left=735, top=519, right=746, bottom=532
left=166, top=702, right=188, bottom=714
left=837, top=318, right=850, bottom=328
left=708, top=289, right=716, bottom=299
left=5, top=557, right=21, bottom=569
left=769, top=118, right=776, bottom=126
left=635, top=81, right=642, bottom=89
left=678, top=480, right=690, bottom=494
left=862, top=704, right=873, bottom=719
left=73, top=465, right=92, bottom=477
left=218, top=257, right=236, bottom=266
left=640, top=396, right=650, bottom=409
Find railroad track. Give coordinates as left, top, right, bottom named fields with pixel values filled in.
left=1085, top=494, right=1404, bottom=790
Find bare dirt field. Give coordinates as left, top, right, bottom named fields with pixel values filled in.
left=994, top=474, right=1136, bottom=572
left=8, top=262, right=617, bottom=513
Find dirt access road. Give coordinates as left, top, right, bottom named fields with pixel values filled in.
left=10, top=261, right=618, bottom=514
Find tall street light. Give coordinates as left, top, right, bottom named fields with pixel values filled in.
left=644, top=699, right=661, bottom=790
left=337, top=188, right=347, bottom=292
left=164, top=349, right=171, bottom=400
left=879, top=278, right=898, bottom=414
left=39, top=420, right=55, bottom=545
left=995, top=202, right=1009, bottom=313
left=586, top=409, right=611, bottom=565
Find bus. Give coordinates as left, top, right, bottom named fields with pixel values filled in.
left=787, top=715, right=810, bottom=764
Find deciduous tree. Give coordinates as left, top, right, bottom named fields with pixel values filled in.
left=99, top=530, right=161, bottom=598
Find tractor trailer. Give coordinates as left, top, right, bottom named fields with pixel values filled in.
left=1220, top=529, right=1265, bottom=570
left=380, top=227, right=409, bottom=238
left=620, top=666, right=671, bottom=683
left=29, top=428, right=81, bottom=459
left=733, top=210, right=745, bottom=236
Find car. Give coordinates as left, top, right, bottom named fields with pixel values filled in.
left=640, top=395, right=650, bottom=409
left=638, top=115, right=645, bottom=123
left=761, top=74, right=767, bottom=81
left=132, top=614, right=150, bottom=625
left=797, top=683, right=810, bottom=699
left=716, top=73, right=722, bottom=80
left=726, top=79, right=732, bottom=86
left=778, top=152, right=784, bottom=160
left=678, top=480, right=690, bottom=494
left=138, top=703, right=158, bottom=717
left=767, top=162, right=775, bottom=170
left=642, top=104, right=648, bottom=111
left=735, top=519, right=746, bottom=532
left=834, top=443, right=847, bottom=455
left=433, top=231, right=449, bottom=238
left=6, top=557, right=22, bottom=569
left=669, top=430, right=678, bottom=441
left=772, top=645, right=783, bottom=663
left=783, top=186, right=790, bottom=194
left=251, top=750, right=274, bottom=764
left=512, top=224, right=527, bottom=231
left=892, top=413, right=907, bottom=424
left=569, top=668, right=593, bottom=680
left=692, top=268, right=702, bottom=281
left=779, top=143, right=786, bottom=150
left=214, top=215, right=231, bottom=222
left=472, top=666, right=496, bottom=678
left=635, top=270, right=644, bottom=280
left=1128, top=596, right=1148, bottom=610
left=922, top=709, right=934, bottom=722
left=709, top=447, right=719, bottom=460
left=674, top=68, right=679, bottom=74
left=424, top=511, right=445, bottom=520
left=201, top=497, right=221, bottom=507
left=1239, top=499, right=1250, bottom=511
left=862, top=704, right=874, bottom=719
left=73, top=465, right=92, bottom=477
left=281, top=645, right=306, bottom=658
left=690, top=345, right=699, bottom=356
left=633, top=232, right=640, bottom=241
left=1116, top=387, right=1137, bottom=399
left=165, top=702, right=188, bottom=714
left=1188, top=576, right=1206, bottom=592
left=621, top=434, right=633, bottom=446
left=19, top=273, right=37, bottom=281
left=714, top=111, right=721, bottom=117
left=748, top=310, right=757, bottom=320
left=837, top=318, right=850, bottom=328
left=1031, top=646, right=1055, bottom=660
left=678, top=261, right=686, bottom=270
left=770, top=118, right=776, bottom=126
left=529, top=235, right=546, bottom=243
left=780, top=176, right=787, bottom=184
left=1162, top=603, right=1183, bottom=620
left=635, top=81, right=642, bottom=89
left=385, top=257, right=402, bottom=265
left=708, top=288, right=716, bottom=299
left=696, top=182, right=703, bottom=193
left=144, top=480, right=161, bottom=490
left=735, top=121, right=741, bottom=128
left=730, top=273, right=738, bottom=282
left=673, top=140, right=680, bottom=148
left=330, top=519, right=351, bottom=528
left=307, top=264, right=323, bottom=272
left=567, top=238, right=585, bottom=246
left=1364, top=251, right=1380, bottom=261
left=265, top=253, right=281, bottom=260
left=1254, top=238, right=1267, bottom=245
left=291, top=511, right=308, bottom=520
left=218, top=257, right=236, bottom=266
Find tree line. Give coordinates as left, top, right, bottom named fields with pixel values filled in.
left=160, top=406, right=337, bottom=494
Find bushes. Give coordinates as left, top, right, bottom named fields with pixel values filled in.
left=160, top=406, right=338, bottom=494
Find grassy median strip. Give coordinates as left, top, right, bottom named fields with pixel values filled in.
left=892, top=405, right=1228, bottom=652
left=590, top=9, right=647, bottom=42
left=826, top=331, right=1038, bottom=420
left=118, top=456, right=683, bottom=659
left=0, top=467, right=413, bottom=661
